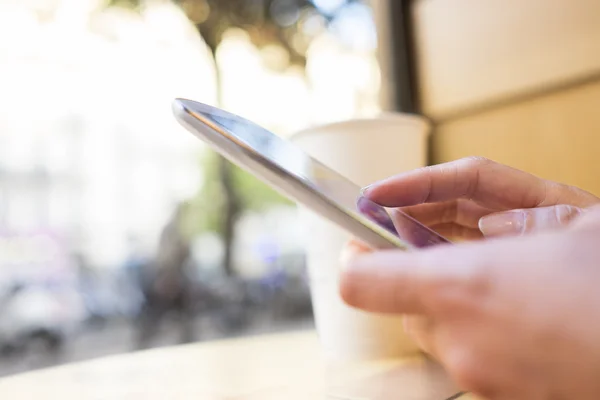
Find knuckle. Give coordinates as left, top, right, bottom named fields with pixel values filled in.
left=570, top=206, right=600, bottom=233
left=459, top=156, right=493, bottom=168
left=444, top=348, right=490, bottom=394
left=457, top=157, right=495, bottom=199
left=554, top=204, right=580, bottom=225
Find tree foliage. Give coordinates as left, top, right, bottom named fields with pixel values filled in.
left=106, top=0, right=360, bottom=63
left=182, top=151, right=293, bottom=237
left=106, top=0, right=363, bottom=275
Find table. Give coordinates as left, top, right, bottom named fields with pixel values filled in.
left=0, top=330, right=476, bottom=399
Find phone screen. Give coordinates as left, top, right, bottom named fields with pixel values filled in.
left=184, top=102, right=449, bottom=249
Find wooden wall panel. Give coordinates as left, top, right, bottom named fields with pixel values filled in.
left=431, top=80, right=600, bottom=195
left=412, top=0, right=600, bottom=120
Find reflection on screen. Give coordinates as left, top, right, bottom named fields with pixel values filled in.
left=190, top=102, right=449, bottom=249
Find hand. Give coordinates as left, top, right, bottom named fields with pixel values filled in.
left=362, top=157, right=599, bottom=239
left=340, top=209, right=600, bottom=399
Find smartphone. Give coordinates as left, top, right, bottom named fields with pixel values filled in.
left=172, top=99, right=450, bottom=250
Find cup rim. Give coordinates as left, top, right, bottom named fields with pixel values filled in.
left=291, top=112, right=432, bottom=141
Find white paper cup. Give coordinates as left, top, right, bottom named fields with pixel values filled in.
left=291, top=114, right=430, bottom=361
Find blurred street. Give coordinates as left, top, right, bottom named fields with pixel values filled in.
left=0, top=0, right=377, bottom=380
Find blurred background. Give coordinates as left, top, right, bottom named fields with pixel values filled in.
left=3, top=0, right=600, bottom=379
left=0, top=0, right=382, bottom=376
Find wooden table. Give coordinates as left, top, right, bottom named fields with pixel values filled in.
left=0, top=330, right=476, bottom=399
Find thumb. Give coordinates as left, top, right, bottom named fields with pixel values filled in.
left=479, top=205, right=584, bottom=237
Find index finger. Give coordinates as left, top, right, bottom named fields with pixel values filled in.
left=339, top=234, right=534, bottom=315
left=339, top=247, right=474, bottom=315
left=363, top=157, right=597, bottom=210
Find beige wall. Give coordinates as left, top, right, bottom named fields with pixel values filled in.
left=432, top=80, right=600, bottom=194
left=410, top=0, right=600, bottom=195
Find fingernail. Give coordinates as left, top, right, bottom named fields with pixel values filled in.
left=339, top=244, right=359, bottom=269
left=360, top=185, right=373, bottom=196
left=479, top=211, right=525, bottom=237
left=339, top=241, right=372, bottom=270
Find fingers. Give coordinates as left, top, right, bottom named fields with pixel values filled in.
left=430, top=223, right=483, bottom=240
left=404, top=316, right=525, bottom=398
left=363, top=157, right=542, bottom=208
left=340, top=251, right=430, bottom=314
left=400, top=199, right=492, bottom=229
left=363, top=157, right=598, bottom=210
left=479, top=205, right=585, bottom=237
left=389, top=202, right=487, bottom=241
left=570, top=204, right=600, bottom=231
left=339, top=233, right=540, bottom=315
left=339, top=245, right=488, bottom=314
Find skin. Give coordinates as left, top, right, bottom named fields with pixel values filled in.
left=340, top=157, right=600, bottom=399
left=362, top=157, right=599, bottom=241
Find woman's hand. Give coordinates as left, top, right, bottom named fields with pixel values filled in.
left=362, top=157, right=599, bottom=239
left=340, top=208, right=600, bottom=399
